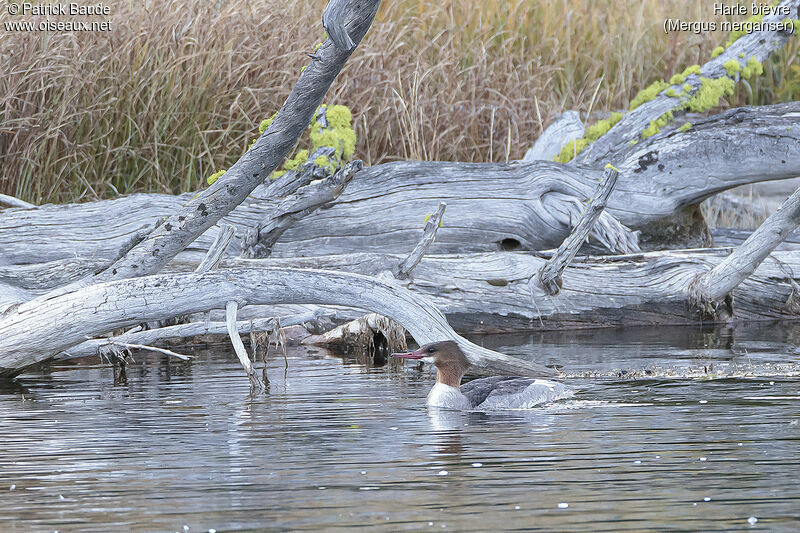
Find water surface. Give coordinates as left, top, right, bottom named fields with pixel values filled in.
left=1, top=324, right=798, bottom=531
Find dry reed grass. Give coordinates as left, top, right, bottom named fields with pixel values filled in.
left=1, top=0, right=798, bottom=203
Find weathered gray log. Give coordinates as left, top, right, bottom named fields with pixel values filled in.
left=693, top=185, right=800, bottom=302
left=0, top=194, right=34, bottom=210
left=535, top=165, right=626, bottom=294
left=75, top=0, right=381, bottom=285
left=712, top=227, right=800, bottom=250
left=1, top=103, right=797, bottom=268
left=241, top=159, right=361, bottom=258
left=195, top=247, right=800, bottom=332
left=0, top=268, right=556, bottom=378
left=196, top=224, right=235, bottom=272
left=394, top=201, right=446, bottom=280
left=523, top=110, right=584, bottom=162
left=58, top=310, right=328, bottom=360
left=575, top=0, right=800, bottom=166
left=7, top=241, right=800, bottom=336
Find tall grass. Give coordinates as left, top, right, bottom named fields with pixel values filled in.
left=1, top=0, right=798, bottom=204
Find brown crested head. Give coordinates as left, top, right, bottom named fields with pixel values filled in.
left=391, top=340, right=470, bottom=387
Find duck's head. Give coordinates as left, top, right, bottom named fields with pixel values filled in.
left=392, top=341, right=470, bottom=386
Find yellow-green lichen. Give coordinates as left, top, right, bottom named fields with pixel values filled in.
left=725, top=13, right=766, bottom=48
left=556, top=138, right=590, bottom=163
left=711, top=46, right=725, bottom=58
left=683, top=76, right=735, bottom=113
left=741, top=56, right=763, bottom=79
left=283, top=149, right=309, bottom=172
left=206, top=169, right=226, bottom=185
left=629, top=80, right=670, bottom=110
left=739, top=52, right=745, bottom=58
left=682, top=83, right=692, bottom=94
left=423, top=213, right=444, bottom=228
left=310, top=104, right=357, bottom=161
left=724, top=59, right=742, bottom=77
left=259, top=112, right=278, bottom=134
left=628, top=139, right=638, bottom=146
left=265, top=103, right=357, bottom=179
left=605, top=163, right=620, bottom=172
left=642, top=111, right=673, bottom=139
left=248, top=112, right=279, bottom=150
left=678, top=122, right=692, bottom=132
left=665, top=88, right=678, bottom=98
left=670, top=65, right=701, bottom=85
left=583, top=112, right=624, bottom=141
left=553, top=112, right=625, bottom=163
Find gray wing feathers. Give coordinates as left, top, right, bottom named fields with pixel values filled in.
left=461, top=377, right=573, bottom=410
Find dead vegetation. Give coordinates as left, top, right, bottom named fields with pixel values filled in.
left=3, top=0, right=800, bottom=203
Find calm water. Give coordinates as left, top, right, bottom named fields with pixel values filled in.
left=1, top=324, right=799, bottom=532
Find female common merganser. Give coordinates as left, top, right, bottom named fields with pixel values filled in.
left=392, top=341, right=572, bottom=410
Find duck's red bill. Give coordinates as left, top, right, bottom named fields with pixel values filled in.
left=390, top=348, right=424, bottom=359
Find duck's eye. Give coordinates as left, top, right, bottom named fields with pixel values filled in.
left=427, top=346, right=436, bottom=353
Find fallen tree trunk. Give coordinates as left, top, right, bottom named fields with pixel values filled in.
left=0, top=268, right=557, bottom=378
left=57, top=309, right=329, bottom=361
left=574, top=0, right=799, bottom=166
left=212, top=247, right=800, bottom=332
left=1, top=103, right=798, bottom=267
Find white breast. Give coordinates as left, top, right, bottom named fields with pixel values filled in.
left=426, top=383, right=473, bottom=410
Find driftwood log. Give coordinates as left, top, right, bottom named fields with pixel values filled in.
left=2, top=0, right=800, bottom=385
left=1, top=102, right=798, bottom=270
left=0, top=268, right=557, bottom=378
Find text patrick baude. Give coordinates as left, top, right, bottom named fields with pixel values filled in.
left=15, top=3, right=110, bottom=16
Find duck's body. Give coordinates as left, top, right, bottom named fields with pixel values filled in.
left=393, top=341, right=572, bottom=410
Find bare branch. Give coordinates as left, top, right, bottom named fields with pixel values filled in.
left=226, top=301, right=264, bottom=392
left=59, top=310, right=328, bottom=360
left=693, top=186, right=800, bottom=302
left=534, top=165, right=625, bottom=295
left=576, top=0, right=800, bottom=166
left=0, top=268, right=557, bottom=379
left=101, top=342, right=191, bottom=361
left=241, top=160, right=362, bottom=258
left=0, top=194, right=35, bottom=210
left=393, top=201, right=446, bottom=280
left=80, top=0, right=381, bottom=285
left=196, top=224, right=235, bottom=272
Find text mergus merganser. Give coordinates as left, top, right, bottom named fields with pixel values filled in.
left=392, top=341, right=572, bottom=410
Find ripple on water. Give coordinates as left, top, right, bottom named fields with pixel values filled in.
left=1, top=324, right=799, bottom=531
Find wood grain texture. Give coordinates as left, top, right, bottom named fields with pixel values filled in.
left=536, top=166, right=626, bottom=294
left=82, top=0, right=381, bottom=284
left=523, top=110, right=584, bottom=162
left=1, top=103, right=796, bottom=267
left=695, top=186, right=800, bottom=300
left=575, top=0, right=800, bottom=166
left=0, top=268, right=557, bottom=378
left=218, top=248, right=800, bottom=332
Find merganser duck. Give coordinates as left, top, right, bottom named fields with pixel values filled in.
left=392, top=341, right=572, bottom=410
